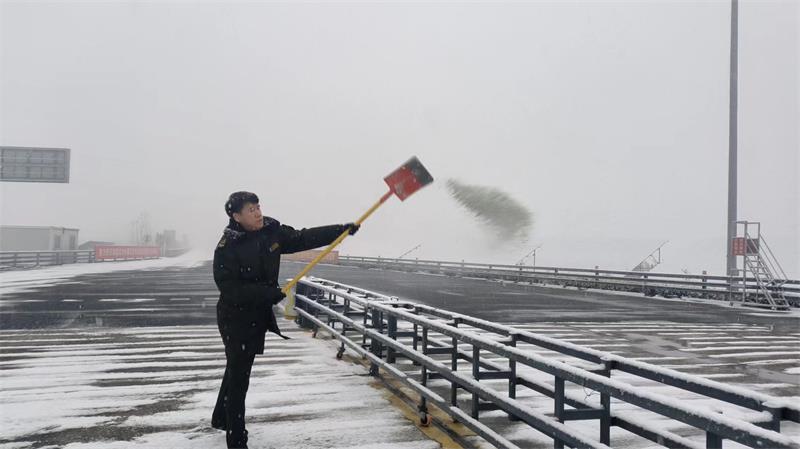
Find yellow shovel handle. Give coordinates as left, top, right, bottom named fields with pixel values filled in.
left=281, top=190, right=393, bottom=295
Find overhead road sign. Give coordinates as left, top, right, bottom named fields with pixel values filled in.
left=0, top=146, right=70, bottom=183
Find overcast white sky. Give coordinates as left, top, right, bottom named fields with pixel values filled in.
left=1, top=0, right=797, bottom=276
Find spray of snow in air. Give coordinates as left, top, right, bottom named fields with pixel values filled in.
left=445, top=179, right=533, bottom=243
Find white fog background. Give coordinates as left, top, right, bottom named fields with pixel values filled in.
left=1, top=0, right=797, bottom=276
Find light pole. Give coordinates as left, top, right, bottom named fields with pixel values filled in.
left=726, top=0, right=739, bottom=276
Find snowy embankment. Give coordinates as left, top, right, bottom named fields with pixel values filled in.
left=0, top=250, right=210, bottom=297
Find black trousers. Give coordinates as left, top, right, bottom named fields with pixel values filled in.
left=213, top=344, right=256, bottom=449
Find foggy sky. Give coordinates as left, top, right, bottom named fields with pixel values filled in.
left=1, top=0, right=797, bottom=276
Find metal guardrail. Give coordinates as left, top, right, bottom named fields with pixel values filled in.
left=337, top=256, right=800, bottom=308
left=0, top=250, right=95, bottom=268
left=164, top=247, right=190, bottom=257
left=292, top=276, right=799, bottom=449
left=0, top=249, right=171, bottom=269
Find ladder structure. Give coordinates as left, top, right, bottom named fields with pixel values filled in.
left=515, top=244, right=542, bottom=266
left=631, top=241, right=668, bottom=272
left=734, top=221, right=790, bottom=310
left=397, top=244, right=421, bottom=260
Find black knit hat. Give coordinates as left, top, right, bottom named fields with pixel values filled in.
left=225, top=191, right=259, bottom=217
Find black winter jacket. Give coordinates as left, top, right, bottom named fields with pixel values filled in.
left=213, top=216, right=345, bottom=354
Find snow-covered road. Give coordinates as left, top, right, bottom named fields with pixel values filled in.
left=0, top=322, right=440, bottom=449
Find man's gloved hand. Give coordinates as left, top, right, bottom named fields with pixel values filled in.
left=343, top=223, right=360, bottom=236
left=265, top=287, right=286, bottom=305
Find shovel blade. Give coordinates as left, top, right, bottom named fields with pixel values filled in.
left=383, top=156, right=434, bottom=201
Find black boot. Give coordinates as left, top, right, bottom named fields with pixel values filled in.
left=226, top=428, right=248, bottom=448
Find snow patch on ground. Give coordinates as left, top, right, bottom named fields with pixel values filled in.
left=0, top=323, right=436, bottom=449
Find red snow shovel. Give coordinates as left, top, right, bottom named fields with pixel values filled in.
left=282, top=157, right=433, bottom=313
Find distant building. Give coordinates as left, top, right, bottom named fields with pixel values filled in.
left=0, top=226, right=79, bottom=251
left=156, top=229, right=178, bottom=249
left=77, top=240, right=115, bottom=251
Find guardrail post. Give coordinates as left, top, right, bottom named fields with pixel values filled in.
left=451, top=319, right=460, bottom=406
left=706, top=432, right=722, bottom=449
left=600, top=358, right=613, bottom=445
left=295, top=285, right=305, bottom=328
left=418, top=325, right=430, bottom=423
left=595, top=265, right=600, bottom=289
left=508, top=331, right=519, bottom=421
left=369, top=307, right=383, bottom=376
left=387, top=314, right=397, bottom=363
left=702, top=270, right=708, bottom=290
left=35, top=252, right=40, bottom=266
left=642, top=273, right=649, bottom=295
left=411, top=322, right=420, bottom=366
left=420, top=326, right=428, bottom=386
left=325, top=292, right=334, bottom=329
left=306, top=287, right=321, bottom=336
left=306, top=285, right=317, bottom=326
left=763, top=404, right=781, bottom=432
left=471, top=345, right=480, bottom=419
left=554, top=376, right=566, bottom=449
left=341, top=297, right=350, bottom=337
left=362, top=305, right=369, bottom=349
